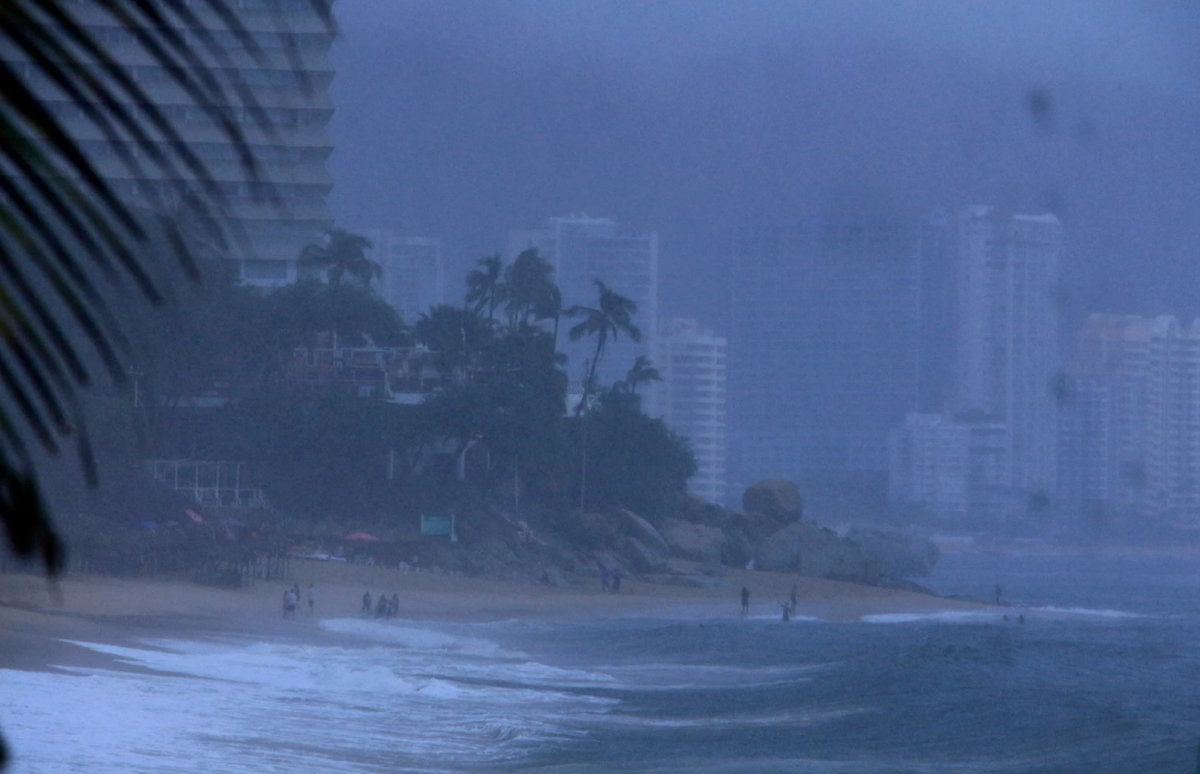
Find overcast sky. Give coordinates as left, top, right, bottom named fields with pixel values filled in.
left=328, top=0, right=1200, bottom=326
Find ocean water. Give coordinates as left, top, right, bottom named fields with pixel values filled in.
left=3, top=552, right=1199, bottom=773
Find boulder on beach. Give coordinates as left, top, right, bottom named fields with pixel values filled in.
left=661, top=520, right=727, bottom=564
left=742, top=480, right=804, bottom=523
left=846, top=527, right=940, bottom=578
left=753, top=521, right=875, bottom=582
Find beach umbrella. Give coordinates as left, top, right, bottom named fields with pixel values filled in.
left=343, top=531, right=381, bottom=542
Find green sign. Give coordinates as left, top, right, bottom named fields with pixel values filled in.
left=420, top=514, right=452, bottom=536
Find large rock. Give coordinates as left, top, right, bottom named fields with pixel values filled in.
left=611, top=508, right=670, bottom=555
left=846, top=527, right=940, bottom=578
left=753, top=521, right=875, bottom=582
left=674, top=494, right=737, bottom=528
left=743, top=480, right=804, bottom=522
left=662, top=520, right=727, bottom=564
left=620, top=536, right=669, bottom=573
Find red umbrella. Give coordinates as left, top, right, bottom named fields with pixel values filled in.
left=343, top=531, right=381, bottom=542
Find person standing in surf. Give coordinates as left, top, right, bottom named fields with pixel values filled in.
left=740, top=586, right=750, bottom=616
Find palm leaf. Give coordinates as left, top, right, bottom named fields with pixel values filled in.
left=0, top=0, right=332, bottom=573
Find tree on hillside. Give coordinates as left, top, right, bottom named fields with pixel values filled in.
left=299, top=228, right=379, bottom=287
left=413, top=304, right=492, bottom=379
left=621, top=355, right=662, bottom=396
left=267, top=281, right=406, bottom=348
left=465, top=254, right=507, bottom=323
left=569, top=389, right=696, bottom=518
left=568, top=281, right=642, bottom=413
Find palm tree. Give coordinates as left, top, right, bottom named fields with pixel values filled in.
left=299, top=228, right=379, bottom=287
left=465, top=254, right=507, bottom=323
left=504, top=248, right=556, bottom=324
left=568, top=280, right=641, bottom=413
left=413, top=305, right=491, bottom=380
left=0, top=3, right=332, bottom=567
left=623, top=355, right=662, bottom=396
left=0, top=0, right=331, bottom=761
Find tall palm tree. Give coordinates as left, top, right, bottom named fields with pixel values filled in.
left=623, top=355, right=662, bottom=396
left=465, top=254, right=506, bottom=323
left=299, top=228, right=379, bottom=287
left=504, top=248, right=556, bottom=326
left=568, top=280, right=641, bottom=413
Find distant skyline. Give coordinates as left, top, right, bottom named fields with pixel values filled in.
left=329, top=1, right=1200, bottom=329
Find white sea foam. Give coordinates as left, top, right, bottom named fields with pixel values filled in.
left=861, top=606, right=1145, bottom=624
left=1027, top=605, right=1145, bottom=620
left=859, top=610, right=999, bottom=624
left=319, top=617, right=524, bottom=659
left=1, top=626, right=613, bottom=774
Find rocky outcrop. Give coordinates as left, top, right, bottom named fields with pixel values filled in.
left=611, top=508, right=670, bottom=556
left=621, top=536, right=669, bottom=573
left=662, top=520, right=725, bottom=563
left=742, top=480, right=804, bottom=522
left=753, top=521, right=876, bottom=583
left=846, top=527, right=939, bottom=578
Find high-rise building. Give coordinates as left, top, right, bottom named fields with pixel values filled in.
left=1058, top=315, right=1152, bottom=522
left=726, top=215, right=925, bottom=493
left=362, top=230, right=444, bottom=324
left=7, top=1, right=335, bottom=286
left=1058, top=314, right=1200, bottom=527
left=954, top=207, right=1062, bottom=497
left=888, top=412, right=1010, bottom=525
left=509, top=217, right=658, bottom=398
left=655, top=318, right=727, bottom=504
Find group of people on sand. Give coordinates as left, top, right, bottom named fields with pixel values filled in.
left=598, top=563, right=623, bottom=593
left=739, top=583, right=801, bottom=621
left=282, top=583, right=316, bottom=619
left=362, top=590, right=400, bottom=618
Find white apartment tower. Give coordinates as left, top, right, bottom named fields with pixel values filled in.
left=362, top=229, right=445, bottom=324
left=7, top=1, right=336, bottom=285
left=656, top=318, right=727, bottom=504
left=509, top=217, right=658, bottom=397
left=1058, top=314, right=1200, bottom=526
left=955, top=207, right=1062, bottom=499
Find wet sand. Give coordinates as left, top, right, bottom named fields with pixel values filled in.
left=0, top=560, right=985, bottom=671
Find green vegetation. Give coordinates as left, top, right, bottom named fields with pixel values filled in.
left=84, top=237, right=695, bottom=542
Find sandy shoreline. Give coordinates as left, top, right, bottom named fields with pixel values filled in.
left=0, top=560, right=985, bottom=672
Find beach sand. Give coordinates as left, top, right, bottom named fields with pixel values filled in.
left=0, top=559, right=985, bottom=671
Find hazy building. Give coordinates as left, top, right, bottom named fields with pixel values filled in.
left=362, top=229, right=444, bottom=323
left=1058, top=315, right=1153, bottom=524
left=1143, top=317, right=1200, bottom=523
left=655, top=318, right=727, bottom=504
left=509, top=216, right=658, bottom=399
left=888, top=412, right=1010, bottom=525
left=7, top=2, right=335, bottom=286
left=726, top=215, right=925, bottom=493
left=954, top=207, right=1062, bottom=500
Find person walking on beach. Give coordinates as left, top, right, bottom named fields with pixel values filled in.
left=375, top=593, right=388, bottom=619
left=740, top=586, right=750, bottom=616
left=994, top=583, right=1003, bottom=606
left=362, top=590, right=372, bottom=614
left=283, top=588, right=298, bottom=619
left=388, top=593, right=399, bottom=618
left=307, top=584, right=316, bottom=614
left=780, top=602, right=791, bottom=622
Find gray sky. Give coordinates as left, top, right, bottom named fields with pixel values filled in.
left=329, top=0, right=1200, bottom=325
